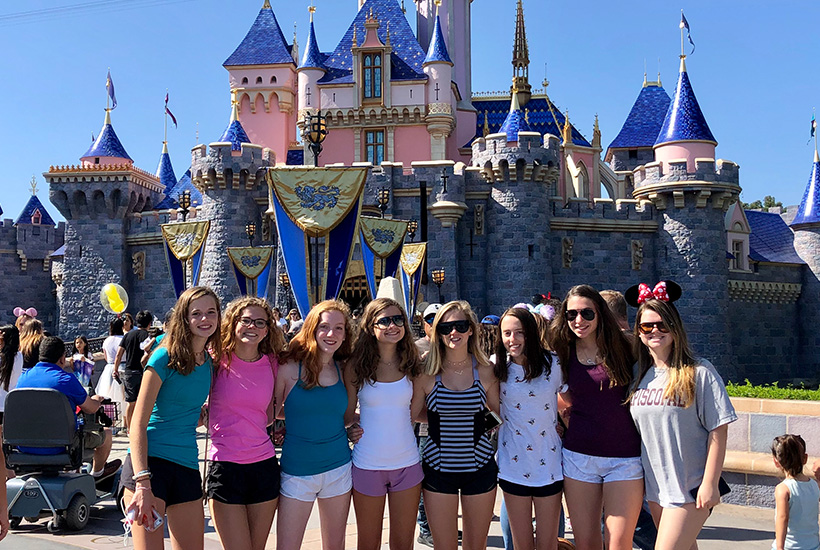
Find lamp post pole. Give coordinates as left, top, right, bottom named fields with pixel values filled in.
left=303, top=110, right=328, bottom=305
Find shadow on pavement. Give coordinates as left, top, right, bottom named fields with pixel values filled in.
left=698, top=525, right=774, bottom=542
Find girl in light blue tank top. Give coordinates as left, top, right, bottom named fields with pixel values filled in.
left=772, top=434, right=820, bottom=550
left=274, top=300, right=355, bottom=550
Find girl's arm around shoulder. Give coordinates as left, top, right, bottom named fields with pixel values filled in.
left=274, top=360, right=299, bottom=421
left=477, top=361, right=500, bottom=413
left=773, top=481, right=791, bottom=550
left=342, top=361, right=359, bottom=427
left=411, top=373, right=434, bottom=423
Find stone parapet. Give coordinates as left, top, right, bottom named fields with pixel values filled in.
left=471, top=133, right=561, bottom=184
left=190, top=142, right=274, bottom=191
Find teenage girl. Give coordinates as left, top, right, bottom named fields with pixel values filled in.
left=274, top=300, right=355, bottom=550
left=413, top=300, right=500, bottom=550
left=771, top=434, right=820, bottom=550
left=549, top=285, right=642, bottom=550
left=345, top=298, right=422, bottom=550
left=19, top=318, right=44, bottom=370
left=626, top=281, right=736, bottom=550
left=0, top=325, right=22, bottom=425
left=496, top=308, right=564, bottom=550
left=207, top=297, right=285, bottom=550
left=96, top=319, right=127, bottom=417
left=122, top=286, right=222, bottom=550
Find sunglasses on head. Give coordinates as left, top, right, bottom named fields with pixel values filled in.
left=436, top=320, right=471, bottom=335
left=374, top=314, right=405, bottom=329
left=638, top=321, right=669, bottom=334
left=565, top=308, right=595, bottom=322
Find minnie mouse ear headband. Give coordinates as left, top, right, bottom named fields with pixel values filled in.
left=13, top=307, right=37, bottom=318
left=624, top=281, right=682, bottom=308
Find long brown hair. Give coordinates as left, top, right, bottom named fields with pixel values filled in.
left=549, top=285, right=634, bottom=387
left=219, top=296, right=286, bottom=374
left=633, top=299, right=697, bottom=407
left=19, top=318, right=44, bottom=363
left=0, top=325, right=20, bottom=391
left=160, top=286, right=222, bottom=375
left=348, top=298, right=420, bottom=389
left=281, top=300, right=354, bottom=389
left=494, top=308, right=553, bottom=383
left=426, top=300, right=488, bottom=376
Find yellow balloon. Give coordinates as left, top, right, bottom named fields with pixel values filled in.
left=100, top=283, right=129, bottom=314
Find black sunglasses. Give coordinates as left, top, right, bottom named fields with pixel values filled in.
left=565, top=308, right=596, bottom=322
left=436, top=320, right=471, bottom=335
left=374, top=314, right=405, bottom=329
left=638, top=321, right=669, bottom=334
left=424, top=314, right=436, bottom=324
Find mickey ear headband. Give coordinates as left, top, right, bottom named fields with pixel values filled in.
left=13, top=307, right=37, bottom=318
left=624, top=281, right=682, bottom=308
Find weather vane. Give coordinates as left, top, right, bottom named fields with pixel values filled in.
left=29, top=176, right=38, bottom=196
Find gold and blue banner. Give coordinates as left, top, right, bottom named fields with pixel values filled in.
left=161, top=220, right=210, bottom=298
left=399, top=242, right=427, bottom=318
left=266, top=167, right=368, bottom=316
left=227, top=246, right=275, bottom=299
left=359, top=217, right=408, bottom=299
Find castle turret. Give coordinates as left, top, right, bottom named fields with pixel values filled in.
left=423, top=10, right=455, bottom=160
left=633, top=52, right=740, bottom=377
left=81, top=110, right=133, bottom=167
left=156, top=142, right=177, bottom=196
left=191, top=103, right=275, bottom=305
left=297, top=6, right=326, bottom=116
left=790, top=148, right=820, bottom=373
left=653, top=57, right=717, bottom=173
left=223, top=1, right=297, bottom=163
left=510, top=0, right=531, bottom=106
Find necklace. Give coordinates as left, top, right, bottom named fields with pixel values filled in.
left=445, top=356, right=470, bottom=375
left=237, top=351, right=262, bottom=362
left=379, top=358, right=399, bottom=368
left=578, top=348, right=600, bottom=366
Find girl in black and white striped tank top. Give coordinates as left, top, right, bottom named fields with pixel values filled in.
left=422, top=362, right=494, bottom=472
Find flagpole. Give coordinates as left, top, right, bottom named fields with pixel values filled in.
left=815, top=108, right=818, bottom=156
left=164, top=90, right=168, bottom=145
left=105, top=68, right=110, bottom=112
left=679, top=11, right=685, bottom=58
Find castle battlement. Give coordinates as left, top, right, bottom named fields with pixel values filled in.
left=633, top=157, right=740, bottom=188
left=471, top=132, right=561, bottom=184
left=549, top=197, right=655, bottom=223
left=191, top=142, right=274, bottom=191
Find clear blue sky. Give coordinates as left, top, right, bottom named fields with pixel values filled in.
left=1, top=0, right=818, bottom=221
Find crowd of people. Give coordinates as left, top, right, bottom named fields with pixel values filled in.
left=0, top=281, right=818, bottom=550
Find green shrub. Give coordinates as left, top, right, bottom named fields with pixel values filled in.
left=726, top=380, right=820, bottom=401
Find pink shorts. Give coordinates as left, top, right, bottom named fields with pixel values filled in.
left=351, top=463, right=424, bottom=497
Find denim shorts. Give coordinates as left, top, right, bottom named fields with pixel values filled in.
left=562, top=449, right=643, bottom=484
left=280, top=462, right=352, bottom=502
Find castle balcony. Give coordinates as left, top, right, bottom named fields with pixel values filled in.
left=632, top=157, right=740, bottom=211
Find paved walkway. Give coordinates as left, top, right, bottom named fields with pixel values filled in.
left=2, top=430, right=778, bottom=549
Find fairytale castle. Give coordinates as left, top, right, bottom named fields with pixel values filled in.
left=1, top=0, right=816, bottom=382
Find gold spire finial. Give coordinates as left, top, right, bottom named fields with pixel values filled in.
left=230, top=92, right=239, bottom=123
left=352, top=25, right=358, bottom=49
left=525, top=108, right=530, bottom=124
left=262, top=0, right=271, bottom=8
left=511, top=0, right=531, bottom=105
left=592, top=114, right=601, bottom=148
left=386, top=21, right=391, bottom=44
left=29, top=176, right=38, bottom=196
left=435, top=0, right=441, bottom=15
left=562, top=110, right=572, bottom=146
left=483, top=115, right=490, bottom=137
left=308, top=2, right=315, bottom=22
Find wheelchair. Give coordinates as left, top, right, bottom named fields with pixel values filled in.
left=3, top=388, right=118, bottom=532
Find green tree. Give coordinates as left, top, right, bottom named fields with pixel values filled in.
left=741, top=195, right=783, bottom=210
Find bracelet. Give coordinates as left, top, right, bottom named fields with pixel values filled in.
left=135, top=486, right=151, bottom=492
left=132, top=470, right=152, bottom=482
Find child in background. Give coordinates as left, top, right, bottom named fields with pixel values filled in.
left=771, top=434, right=820, bottom=550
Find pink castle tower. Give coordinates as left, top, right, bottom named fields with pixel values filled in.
left=81, top=109, right=133, bottom=167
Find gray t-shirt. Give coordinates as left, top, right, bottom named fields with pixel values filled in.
left=629, top=359, right=737, bottom=507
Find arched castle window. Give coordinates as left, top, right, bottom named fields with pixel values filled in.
left=270, top=76, right=277, bottom=84
left=256, top=76, right=263, bottom=84
left=242, top=77, right=249, bottom=85
left=577, top=162, right=590, bottom=198
left=363, top=53, right=382, bottom=100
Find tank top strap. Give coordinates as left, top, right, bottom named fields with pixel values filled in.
left=471, top=356, right=479, bottom=381
left=435, top=373, right=442, bottom=383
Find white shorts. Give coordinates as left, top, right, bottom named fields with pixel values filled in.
left=562, top=449, right=643, bottom=484
left=280, top=462, right=353, bottom=502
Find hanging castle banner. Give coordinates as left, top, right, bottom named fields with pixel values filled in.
left=359, top=216, right=408, bottom=300
left=161, top=220, right=210, bottom=298
left=399, top=242, right=427, bottom=318
left=227, top=246, right=275, bottom=300
left=266, top=167, right=367, bottom=316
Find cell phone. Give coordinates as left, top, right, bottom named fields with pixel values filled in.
left=689, top=476, right=731, bottom=500
left=483, top=408, right=502, bottom=434
left=126, top=508, right=164, bottom=532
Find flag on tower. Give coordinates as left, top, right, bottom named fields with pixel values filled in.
left=106, top=70, right=117, bottom=110
left=165, top=93, right=178, bottom=128
left=811, top=113, right=816, bottom=139
left=680, top=11, right=695, bottom=54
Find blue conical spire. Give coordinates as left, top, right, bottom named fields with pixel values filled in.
left=16, top=194, right=55, bottom=226
left=424, top=14, right=452, bottom=65
left=499, top=91, right=532, bottom=142
left=156, top=142, right=177, bottom=194
left=791, top=149, right=820, bottom=227
left=299, top=9, right=326, bottom=71
left=654, top=58, right=716, bottom=146
left=218, top=101, right=252, bottom=151
left=82, top=110, right=132, bottom=161
left=224, top=1, right=294, bottom=67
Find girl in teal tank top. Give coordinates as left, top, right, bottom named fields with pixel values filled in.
left=273, top=300, right=355, bottom=550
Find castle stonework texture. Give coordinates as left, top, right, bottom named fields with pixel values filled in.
left=0, top=0, right=808, bottom=382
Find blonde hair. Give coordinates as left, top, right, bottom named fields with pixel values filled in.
left=161, top=287, right=222, bottom=376
left=281, top=300, right=354, bottom=389
left=633, top=299, right=696, bottom=407
left=19, top=318, right=44, bottom=362
left=219, top=296, right=285, bottom=374
left=426, top=300, right=488, bottom=376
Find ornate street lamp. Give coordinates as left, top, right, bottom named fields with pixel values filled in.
left=377, top=187, right=390, bottom=218
left=303, top=110, right=328, bottom=167
left=407, top=219, right=418, bottom=242
left=431, top=268, right=445, bottom=303
left=177, top=190, right=192, bottom=222
left=245, top=221, right=256, bottom=247
left=279, top=272, right=292, bottom=311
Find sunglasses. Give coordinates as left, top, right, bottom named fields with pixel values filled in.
left=565, top=308, right=596, bottom=322
left=374, top=314, right=405, bottom=329
left=238, top=317, right=268, bottom=329
left=436, top=320, right=471, bottom=335
left=424, top=314, right=436, bottom=324
left=638, top=321, right=669, bottom=334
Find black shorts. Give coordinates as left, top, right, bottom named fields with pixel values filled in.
left=422, top=459, right=498, bottom=495
left=206, top=456, right=281, bottom=505
left=121, top=370, right=143, bottom=403
left=499, top=478, right=563, bottom=498
left=120, top=454, right=203, bottom=507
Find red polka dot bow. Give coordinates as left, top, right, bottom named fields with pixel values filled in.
left=637, top=282, right=669, bottom=304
